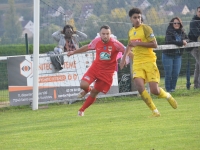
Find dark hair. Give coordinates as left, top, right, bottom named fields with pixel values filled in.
left=100, top=25, right=111, bottom=31
left=197, top=6, right=200, bottom=10
left=169, top=17, right=183, bottom=29
left=63, top=24, right=74, bottom=33
left=129, top=7, right=142, bottom=17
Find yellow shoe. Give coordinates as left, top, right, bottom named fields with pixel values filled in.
left=150, top=111, right=161, bottom=117
left=167, top=93, right=177, bottom=109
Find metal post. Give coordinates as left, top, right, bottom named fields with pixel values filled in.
left=186, top=52, right=191, bottom=90
left=25, top=33, right=29, bottom=54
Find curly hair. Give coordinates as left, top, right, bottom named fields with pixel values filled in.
left=128, top=7, right=142, bottom=17
left=62, top=25, right=74, bottom=33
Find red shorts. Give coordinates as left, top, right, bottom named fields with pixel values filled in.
left=81, top=67, right=113, bottom=94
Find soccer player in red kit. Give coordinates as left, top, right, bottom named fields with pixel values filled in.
left=67, top=25, right=126, bottom=116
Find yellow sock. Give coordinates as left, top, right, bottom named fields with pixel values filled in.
left=158, top=88, right=168, bottom=98
left=141, top=90, right=156, bottom=111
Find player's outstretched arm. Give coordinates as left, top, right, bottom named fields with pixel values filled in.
left=67, top=45, right=89, bottom=57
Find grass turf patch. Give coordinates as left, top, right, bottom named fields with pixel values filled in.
left=0, top=92, right=200, bottom=150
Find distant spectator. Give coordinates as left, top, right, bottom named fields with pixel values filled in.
left=52, top=24, right=87, bottom=52
left=188, top=6, right=200, bottom=89
left=162, top=17, right=188, bottom=92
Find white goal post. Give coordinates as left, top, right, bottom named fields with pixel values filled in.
left=32, top=0, right=40, bottom=110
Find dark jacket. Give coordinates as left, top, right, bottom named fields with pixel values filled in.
left=188, top=15, right=200, bottom=42
left=163, top=26, right=188, bottom=56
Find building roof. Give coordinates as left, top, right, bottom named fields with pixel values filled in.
left=161, top=0, right=176, bottom=7
left=136, top=0, right=151, bottom=6
left=135, top=0, right=151, bottom=10
left=168, top=5, right=190, bottom=15
left=80, top=4, right=94, bottom=19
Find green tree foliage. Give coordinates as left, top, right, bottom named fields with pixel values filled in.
left=40, top=24, right=61, bottom=44
left=146, top=7, right=164, bottom=25
left=2, top=0, right=22, bottom=44
left=82, top=15, right=100, bottom=39
left=145, top=7, right=167, bottom=36
left=111, top=8, right=127, bottom=19
left=106, top=0, right=126, bottom=12
left=93, top=1, right=108, bottom=16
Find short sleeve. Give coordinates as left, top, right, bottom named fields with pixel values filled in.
left=87, top=37, right=100, bottom=50
left=143, top=25, right=156, bottom=42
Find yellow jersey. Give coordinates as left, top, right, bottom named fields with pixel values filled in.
left=128, top=24, right=157, bottom=64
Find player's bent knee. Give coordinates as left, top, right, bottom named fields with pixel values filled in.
left=150, top=89, right=159, bottom=95
left=80, top=80, right=90, bottom=90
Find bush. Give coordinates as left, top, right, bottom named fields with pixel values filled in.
left=156, top=36, right=165, bottom=45
left=0, top=60, right=8, bottom=90
left=0, top=44, right=58, bottom=56
left=0, top=45, right=27, bottom=56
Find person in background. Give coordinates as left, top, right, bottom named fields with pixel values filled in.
left=162, top=17, right=188, bottom=92
left=188, top=6, right=200, bottom=89
left=52, top=24, right=87, bottom=52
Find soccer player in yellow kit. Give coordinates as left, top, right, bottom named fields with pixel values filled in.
left=120, top=7, right=177, bottom=117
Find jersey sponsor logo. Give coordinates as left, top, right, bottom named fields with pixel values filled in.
left=100, top=52, right=111, bottom=60
left=108, top=46, right=112, bottom=52
left=131, top=39, right=142, bottom=42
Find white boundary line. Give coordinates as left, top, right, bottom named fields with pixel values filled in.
left=38, top=91, right=139, bottom=105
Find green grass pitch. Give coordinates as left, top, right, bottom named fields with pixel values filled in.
left=0, top=89, right=200, bottom=150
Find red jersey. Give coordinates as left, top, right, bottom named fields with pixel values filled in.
left=88, top=37, right=125, bottom=73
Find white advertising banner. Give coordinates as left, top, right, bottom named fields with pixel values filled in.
left=7, top=52, right=119, bottom=106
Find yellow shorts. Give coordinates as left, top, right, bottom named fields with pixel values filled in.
left=132, top=62, right=160, bottom=83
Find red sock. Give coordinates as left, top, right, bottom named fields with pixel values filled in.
left=84, top=86, right=91, bottom=93
left=79, top=95, right=96, bottom=112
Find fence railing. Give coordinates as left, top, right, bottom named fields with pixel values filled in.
left=0, top=42, right=199, bottom=106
